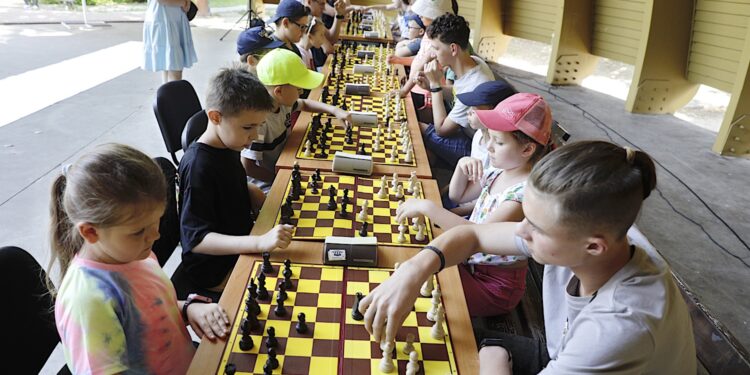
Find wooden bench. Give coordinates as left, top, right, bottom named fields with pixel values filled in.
left=474, top=227, right=750, bottom=374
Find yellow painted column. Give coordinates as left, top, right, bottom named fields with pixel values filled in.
left=713, top=24, right=750, bottom=157
left=625, top=0, right=698, bottom=114
left=547, top=0, right=597, bottom=85
left=474, top=0, right=511, bottom=61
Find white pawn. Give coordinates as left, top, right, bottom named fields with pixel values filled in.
left=380, top=341, right=395, bottom=373
left=376, top=124, right=382, bottom=138
left=405, top=148, right=413, bottom=163
left=398, top=217, right=407, bottom=233
left=395, top=184, right=404, bottom=199
left=397, top=225, right=407, bottom=243
left=378, top=176, right=388, bottom=199
left=412, top=183, right=421, bottom=199
left=420, top=276, right=434, bottom=297
left=407, top=350, right=420, bottom=374
left=358, top=199, right=368, bottom=221
left=415, top=223, right=426, bottom=241
left=411, top=217, right=420, bottom=231
left=304, top=140, right=312, bottom=157
left=427, top=285, right=441, bottom=321
left=408, top=172, right=417, bottom=192
left=431, top=304, right=446, bottom=340
left=389, top=145, right=397, bottom=163
left=391, top=172, right=399, bottom=189
left=373, top=136, right=381, bottom=152
left=403, top=333, right=415, bottom=354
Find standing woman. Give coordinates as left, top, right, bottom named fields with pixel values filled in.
left=142, top=0, right=198, bottom=83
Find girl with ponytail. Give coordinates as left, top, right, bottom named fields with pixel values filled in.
left=50, top=144, right=229, bottom=374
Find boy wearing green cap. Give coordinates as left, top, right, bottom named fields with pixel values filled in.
left=241, top=48, right=352, bottom=189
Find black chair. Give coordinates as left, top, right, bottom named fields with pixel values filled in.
left=182, top=109, right=208, bottom=151
left=0, top=246, right=70, bottom=374
left=152, top=157, right=180, bottom=267
left=153, top=80, right=202, bottom=165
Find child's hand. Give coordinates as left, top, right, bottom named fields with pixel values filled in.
left=396, top=199, right=431, bottom=223
left=258, top=224, right=293, bottom=252
left=334, top=0, right=347, bottom=15
left=423, top=60, right=443, bottom=87
left=457, top=157, right=483, bottom=182
left=181, top=0, right=190, bottom=12
left=386, top=54, right=397, bottom=65
left=187, top=303, right=230, bottom=341
left=334, top=109, right=353, bottom=128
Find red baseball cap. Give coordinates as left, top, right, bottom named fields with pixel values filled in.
left=475, top=93, right=552, bottom=145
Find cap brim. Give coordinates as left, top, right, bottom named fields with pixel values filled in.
left=475, top=108, right=518, bottom=132
left=290, top=69, right=325, bottom=90
left=456, top=92, right=486, bottom=107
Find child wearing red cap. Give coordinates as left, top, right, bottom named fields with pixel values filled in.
left=396, top=93, right=553, bottom=316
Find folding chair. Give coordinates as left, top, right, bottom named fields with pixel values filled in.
left=152, top=80, right=202, bottom=165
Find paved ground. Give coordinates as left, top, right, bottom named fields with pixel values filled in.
left=1, top=3, right=748, bottom=372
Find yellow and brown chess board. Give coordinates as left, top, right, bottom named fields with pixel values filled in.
left=295, top=116, right=416, bottom=167
left=275, top=172, right=434, bottom=247
left=218, top=261, right=458, bottom=374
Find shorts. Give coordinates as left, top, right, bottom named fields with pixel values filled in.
left=476, top=331, right=550, bottom=375
left=423, top=124, right=472, bottom=168
left=458, top=263, right=527, bottom=317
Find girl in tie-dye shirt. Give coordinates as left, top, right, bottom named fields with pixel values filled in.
left=396, top=94, right=553, bottom=316
left=48, top=144, right=230, bottom=374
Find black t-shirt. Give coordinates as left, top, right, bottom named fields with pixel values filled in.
left=178, top=142, right=255, bottom=288
left=274, top=35, right=303, bottom=57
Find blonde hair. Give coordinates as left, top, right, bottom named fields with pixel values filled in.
left=48, top=144, right=166, bottom=294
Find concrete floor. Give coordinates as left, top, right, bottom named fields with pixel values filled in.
left=1, top=5, right=749, bottom=371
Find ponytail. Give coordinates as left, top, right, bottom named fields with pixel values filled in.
left=625, top=147, right=657, bottom=200
left=47, top=174, right=83, bottom=295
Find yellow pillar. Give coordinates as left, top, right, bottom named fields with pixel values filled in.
left=546, top=0, right=598, bottom=85
left=624, top=0, right=698, bottom=114
left=475, top=0, right=511, bottom=62
left=713, top=23, right=750, bottom=157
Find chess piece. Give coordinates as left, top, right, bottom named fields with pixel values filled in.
left=304, top=140, right=312, bottom=157
left=415, top=223, right=426, bottom=241
left=248, top=278, right=258, bottom=299
left=408, top=172, right=417, bottom=193
left=274, top=293, right=287, bottom=316
left=431, top=304, right=446, bottom=340
left=296, top=312, right=308, bottom=333
left=403, top=333, right=415, bottom=354
left=420, top=275, right=433, bottom=297
left=359, top=221, right=369, bottom=237
left=327, top=185, right=337, bottom=210
left=411, top=217, right=420, bottom=231
left=342, top=188, right=351, bottom=205
left=351, top=292, right=365, bottom=320
left=377, top=176, right=388, bottom=199
left=277, top=281, right=287, bottom=301
left=314, top=168, right=322, bottom=182
left=283, top=259, right=292, bottom=278
left=406, top=350, right=420, bottom=375
left=258, top=273, right=269, bottom=300
left=357, top=143, right=368, bottom=155
left=266, top=326, right=278, bottom=348
left=340, top=200, right=348, bottom=218
left=389, top=144, right=397, bottom=163
left=379, top=341, right=395, bottom=373
left=357, top=199, right=368, bottom=221
left=397, top=225, right=407, bottom=243
left=427, top=285, right=441, bottom=321
left=262, top=252, right=273, bottom=274
left=225, top=363, right=237, bottom=375
left=404, top=148, right=413, bottom=163
left=267, top=347, right=280, bottom=370
left=373, top=136, right=380, bottom=152
left=412, top=183, right=421, bottom=198
left=239, top=330, right=254, bottom=351
left=395, top=184, right=404, bottom=199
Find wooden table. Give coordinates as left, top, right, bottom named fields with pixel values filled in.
left=187, top=170, right=479, bottom=374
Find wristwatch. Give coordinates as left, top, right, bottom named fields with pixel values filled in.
left=429, top=86, right=442, bottom=93
left=182, top=293, right=212, bottom=321
left=336, top=14, right=345, bottom=19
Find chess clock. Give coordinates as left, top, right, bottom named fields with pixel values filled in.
left=323, top=236, right=378, bottom=267
left=332, top=151, right=374, bottom=176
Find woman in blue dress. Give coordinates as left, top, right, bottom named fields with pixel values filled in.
left=142, top=0, right=198, bottom=83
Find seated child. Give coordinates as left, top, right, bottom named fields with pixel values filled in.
left=241, top=49, right=352, bottom=190
left=445, top=80, right=517, bottom=216
left=271, top=0, right=311, bottom=57
left=179, top=67, right=294, bottom=292
left=396, top=93, right=553, bottom=316
left=51, top=144, right=229, bottom=374
left=296, top=17, right=329, bottom=71
left=237, top=25, right=284, bottom=73
left=394, top=13, right=426, bottom=57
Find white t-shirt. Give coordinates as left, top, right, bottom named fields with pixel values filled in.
left=515, top=231, right=696, bottom=374
left=470, top=130, right=495, bottom=174
left=241, top=103, right=295, bottom=173
left=448, top=56, right=494, bottom=129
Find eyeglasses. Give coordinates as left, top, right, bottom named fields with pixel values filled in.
left=290, top=20, right=310, bottom=32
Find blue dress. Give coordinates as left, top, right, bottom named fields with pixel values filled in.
left=142, top=0, right=198, bottom=72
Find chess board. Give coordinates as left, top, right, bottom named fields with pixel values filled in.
left=274, top=172, right=434, bottom=247
left=340, top=96, right=407, bottom=125
left=326, top=72, right=399, bottom=94
left=294, top=116, right=416, bottom=167
left=218, top=261, right=458, bottom=374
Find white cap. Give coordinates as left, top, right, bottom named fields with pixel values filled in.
left=411, top=0, right=452, bottom=21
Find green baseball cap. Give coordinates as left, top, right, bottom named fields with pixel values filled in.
left=256, top=48, right=324, bottom=89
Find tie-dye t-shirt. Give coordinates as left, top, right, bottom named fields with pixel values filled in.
left=55, top=253, right=195, bottom=374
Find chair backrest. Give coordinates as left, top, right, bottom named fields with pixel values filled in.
left=182, top=110, right=209, bottom=151
left=152, top=80, right=202, bottom=165
left=151, top=157, right=180, bottom=267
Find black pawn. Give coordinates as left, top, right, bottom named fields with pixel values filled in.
left=225, top=363, right=237, bottom=375
left=327, top=186, right=337, bottom=210
left=248, top=278, right=258, bottom=299
left=274, top=293, right=287, bottom=316
left=339, top=201, right=348, bottom=218
left=357, top=143, right=368, bottom=155
left=268, top=347, right=280, bottom=369
left=239, top=330, right=254, bottom=351
left=351, top=292, right=365, bottom=321
left=359, top=222, right=369, bottom=237
left=342, top=189, right=350, bottom=205
left=257, top=274, right=269, bottom=300
left=319, top=146, right=328, bottom=159
left=277, top=281, right=288, bottom=301
left=311, top=182, right=319, bottom=194
left=266, top=326, right=278, bottom=348
left=262, top=252, right=273, bottom=274
left=296, top=312, right=308, bottom=333
left=314, top=168, right=322, bottom=181
left=283, top=259, right=292, bottom=274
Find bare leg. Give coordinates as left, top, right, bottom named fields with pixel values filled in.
left=168, top=70, right=183, bottom=82
left=161, top=71, right=169, bottom=84
left=479, top=346, right=512, bottom=375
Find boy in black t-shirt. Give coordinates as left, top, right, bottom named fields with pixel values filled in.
left=179, top=67, right=294, bottom=291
